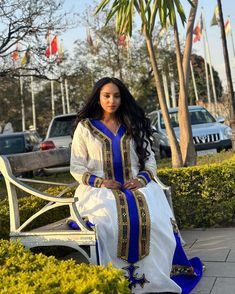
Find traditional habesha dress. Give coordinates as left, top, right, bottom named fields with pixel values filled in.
left=70, top=118, right=203, bottom=294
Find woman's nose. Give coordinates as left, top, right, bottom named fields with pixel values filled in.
left=109, top=96, right=115, bottom=103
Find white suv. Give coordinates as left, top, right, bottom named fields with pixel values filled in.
left=149, top=106, right=232, bottom=157
left=40, top=113, right=77, bottom=174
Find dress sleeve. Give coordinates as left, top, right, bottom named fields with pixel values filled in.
left=70, top=122, right=104, bottom=188
left=135, top=139, right=157, bottom=186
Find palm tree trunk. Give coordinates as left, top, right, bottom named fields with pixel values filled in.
left=143, top=24, right=183, bottom=168
left=183, top=0, right=198, bottom=91
left=217, top=0, right=235, bottom=151
left=173, top=20, right=196, bottom=166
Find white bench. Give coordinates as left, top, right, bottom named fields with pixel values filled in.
left=0, top=148, right=180, bottom=264
left=0, top=148, right=97, bottom=264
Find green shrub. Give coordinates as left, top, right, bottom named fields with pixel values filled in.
left=0, top=240, right=130, bottom=294
left=0, top=186, right=71, bottom=240
left=158, top=155, right=235, bottom=228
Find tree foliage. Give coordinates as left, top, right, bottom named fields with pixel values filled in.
left=0, top=0, right=76, bottom=79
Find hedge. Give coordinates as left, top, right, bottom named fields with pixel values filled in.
left=0, top=155, right=235, bottom=238
left=158, top=155, right=235, bottom=228
left=0, top=240, right=130, bottom=294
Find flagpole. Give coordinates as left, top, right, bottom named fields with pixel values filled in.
left=19, top=71, right=26, bottom=131
left=190, top=61, right=199, bottom=102
left=162, top=73, right=171, bottom=108
left=48, top=30, right=55, bottom=117
left=170, top=73, right=177, bottom=108
left=201, top=13, right=211, bottom=104
left=202, top=8, right=218, bottom=106
left=60, top=77, right=66, bottom=114
left=64, top=78, right=70, bottom=113
left=228, top=16, right=235, bottom=61
left=51, top=79, right=55, bottom=117
left=30, top=75, right=36, bottom=130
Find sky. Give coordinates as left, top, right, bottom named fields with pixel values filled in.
left=62, top=0, right=235, bottom=89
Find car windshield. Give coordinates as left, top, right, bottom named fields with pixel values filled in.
left=49, top=116, right=76, bottom=137
left=0, top=135, right=25, bottom=155
left=160, top=108, right=216, bottom=129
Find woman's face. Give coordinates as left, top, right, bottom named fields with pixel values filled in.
left=99, top=83, right=121, bottom=115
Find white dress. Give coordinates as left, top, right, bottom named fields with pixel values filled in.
left=70, top=119, right=202, bottom=294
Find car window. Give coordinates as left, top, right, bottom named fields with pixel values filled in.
left=160, top=108, right=216, bottom=129
left=160, top=111, right=179, bottom=129
left=189, top=109, right=216, bottom=125
left=0, top=136, right=25, bottom=155
left=49, top=116, right=76, bottom=137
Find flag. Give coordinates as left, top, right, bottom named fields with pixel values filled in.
left=56, top=39, right=64, bottom=64
left=193, top=19, right=202, bottom=43
left=21, top=46, right=30, bottom=65
left=11, top=50, right=19, bottom=61
left=51, top=36, right=58, bottom=54
left=11, top=42, right=19, bottom=61
left=224, top=19, right=231, bottom=35
left=211, top=5, right=219, bottom=26
left=45, top=35, right=58, bottom=58
left=118, top=34, right=127, bottom=48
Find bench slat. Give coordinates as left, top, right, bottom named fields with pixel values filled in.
left=7, top=148, right=70, bottom=174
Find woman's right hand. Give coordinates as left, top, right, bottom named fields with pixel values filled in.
left=101, top=179, right=122, bottom=189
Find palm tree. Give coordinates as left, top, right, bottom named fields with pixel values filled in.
left=95, top=0, right=197, bottom=167
left=217, top=0, right=235, bottom=152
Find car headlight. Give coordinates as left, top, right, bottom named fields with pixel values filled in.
left=224, top=127, right=232, bottom=139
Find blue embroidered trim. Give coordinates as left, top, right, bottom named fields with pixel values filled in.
left=88, top=174, right=96, bottom=186
left=137, top=171, right=151, bottom=184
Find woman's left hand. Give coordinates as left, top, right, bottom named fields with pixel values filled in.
left=123, top=179, right=142, bottom=190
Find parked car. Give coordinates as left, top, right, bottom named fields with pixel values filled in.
left=39, top=113, right=77, bottom=174
left=40, top=113, right=76, bottom=151
left=0, top=131, right=42, bottom=177
left=0, top=131, right=41, bottom=156
left=149, top=106, right=232, bottom=157
left=150, top=131, right=161, bottom=160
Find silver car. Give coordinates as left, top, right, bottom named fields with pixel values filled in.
left=40, top=113, right=77, bottom=174
left=149, top=106, right=232, bottom=157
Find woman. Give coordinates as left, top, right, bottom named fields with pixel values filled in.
left=70, top=77, right=203, bottom=293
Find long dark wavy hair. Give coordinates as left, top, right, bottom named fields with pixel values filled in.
left=74, top=77, right=153, bottom=170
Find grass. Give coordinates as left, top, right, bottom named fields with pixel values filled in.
left=157, top=150, right=234, bottom=169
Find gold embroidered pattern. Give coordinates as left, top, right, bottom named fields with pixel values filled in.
left=133, top=190, right=151, bottom=260
left=82, top=172, right=91, bottom=185
left=171, top=264, right=196, bottom=277
left=120, top=133, right=132, bottom=182
left=82, top=172, right=104, bottom=187
left=137, top=169, right=154, bottom=185
left=136, top=175, right=148, bottom=186
left=81, top=119, right=115, bottom=180
left=112, top=189, right=130, bottom=262
left=135, top=176, right=146, bottom=187
left=145, top=168, right=155, bottom=180
left=94, top=177, right=104, bottom=188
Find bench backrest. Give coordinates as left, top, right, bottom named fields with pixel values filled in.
left=0, top=148, right=72, bottom=232
left=2, top=148, right=70, bottom=175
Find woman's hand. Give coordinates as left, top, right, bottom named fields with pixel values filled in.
left=101, top=179, right=122, bottom=189
left=123, top=179, right=143, bottom=190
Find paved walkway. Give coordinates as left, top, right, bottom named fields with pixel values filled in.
left=182, top=227, right=235, bottom=294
